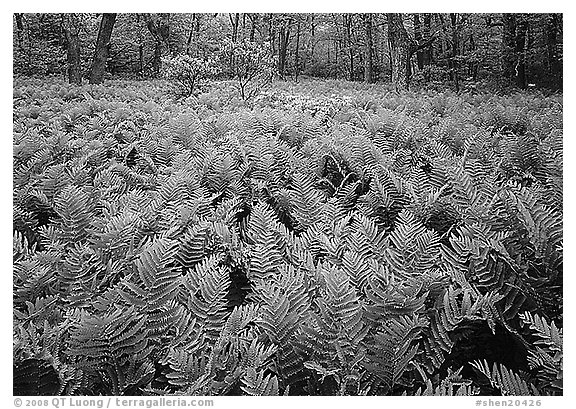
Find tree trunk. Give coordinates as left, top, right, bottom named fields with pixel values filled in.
left=15, top=13, right=25, bottom=47
left=62, top=14, right=82, bottom=85
left=268, top=14, right=276, bottom=55
left=186, top=14, right=196, bottom=54
left=514, top=15, right=528, bottom=89
left=307, top=14, right=316, bottom=70
left=138, top=44, right=144, bottom=77
left=146, top=14, right=170, bottom=77
left=249, top=13, right=258, bottom=41
left=295, top=18, right=301, bottom=81
left=186, top=13, right=200, bottom=56
left=136, top=14, right=144, bottom=77
left=89, top=13, right=116, bottom=84
left=423, top=13, right=432, bottom=65
left=502, top=13, right=516, bottom=82
left=468, top=33, right=478, bottom=80
left=278, top=17, right=291, bottom=79
left=450, top=13, right=460, bottom=91
left=414, top=14, right=424, bottom=70
left=230, top=13, right=240, bottom=42
left=387, top=13, right=413, bottom=91
left=547, top=13, right=562, bottom=86
left=363, top=14, right=374, bottom=83
left=334, top=37, right=339, bottom=79
left=345, top=14, right=354, bottom=81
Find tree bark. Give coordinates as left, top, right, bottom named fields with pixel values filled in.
left=229, top=13, right=240, bottom=42
left=146, top=14, right=171, bottom=77
left=547, top=13, right=562, bottom=85
left=15, top=14, right=25, bottom=47
left=514, top=15, right=528, bottom=89
left=363, top=14, right=374, bottom=83
left=186, top=14, right=196, bottom=54
left=344, top=14, right=354, bottom=81
left=136, top=14, right=144, bottom=77
left=62, top=14, right=82, bottom=85
left=308, top=14, right=316, bottom=70
left=249, top=13, right=258, bottom=42
left=450, top=13, right=460, bottom=91
left=414, top=14, right=424, bottom=70
left=387, top=13, right=413, bottom=91
left=295, top=18, right=301, bottom=81
left=267, top=14, right=276, bottom=55
left=468, top=33, right=478, bottom=80
left=502, top=13, right=516, bottom=82
left=278, top=16, right=292, bottom=78
left=423, top=14, right=432, bottom=65
left=89, top=13, right=116, bottom=84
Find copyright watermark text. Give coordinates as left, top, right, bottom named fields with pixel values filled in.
left=474, top=399, right=542, bottom=407
left=13, top=398, right=214, bottom=408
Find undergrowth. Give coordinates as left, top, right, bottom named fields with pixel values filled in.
left=13, top=77, right=562, bottom=396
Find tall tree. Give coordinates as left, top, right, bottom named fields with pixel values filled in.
left=15, top=13, right=25, bottom=47
left=422, top=13, right=433, bottom=66
left=294, top=16, right=301, bottom=81
left=89, top=13, right=116, bottom=84
left=344, top=14, right=355, bottom=81
left=546, top=13, right=562, bottom=85
left=229, top=13, right=240, bottom=42
left=387, top=13, right=413, bottom=90
left=414, top=14, right=424, bottom=70
left=362, top=14, right=374, bottom=83
left=502, top=13, right=517, bottom=83
left=62, top=14, right=82, bottom=85
left=278, top=16, right=292, bottom=78
left=305, top=14, right=317, bottom=73
left=502, top=13, right=528, bottom=88
left=266, top=14, right=276, bottom=55
left=146, top=13, right=171, bottom=77
left=514, top=14, right=528, bottom=89
left=248, top=13, right=259, bottom=42
left=449, top=13, right=460, bottom=91
left=186, top=14, right=201, bottom=55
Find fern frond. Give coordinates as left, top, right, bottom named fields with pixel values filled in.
left=13, top=357, right=61, bottom=396
left=241, top=368, right=279, bottom=396
left=364, top=315, right=427, bottom=392
left=54, top=185, right=95, bottom=243
left=472, top=360, right=538, bottom=396
left=182, top=254, right=230, bottom=342
left=133, top=238, right=182, bottom=309
left=287, top=172, right=325, bottom=230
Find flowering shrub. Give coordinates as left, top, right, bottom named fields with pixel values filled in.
left=220, top=40, right=276, bottom=101
left=162, top=54, right=217, bottom=97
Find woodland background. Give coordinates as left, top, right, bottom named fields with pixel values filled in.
left=13, top=13, right=563, bottom=91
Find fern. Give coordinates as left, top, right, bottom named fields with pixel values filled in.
left=519, top=311, right=563, bottom=393
left=364, top=314, right=427, bottom=393
left=472, top=360, right=538, bottom=396
left=384, top=209, right=441, bottom=278
left=182, top=254, right=230, bottom=342
left=241, top=368, right=279, bottom=396
left=414, top=367, right=478, bottom=396
left=13, top=77, right=563, bottom=397
left=54, top=185, right=95, bottom=243
left=14, top=357, right=62, bottom=396
left=68, top=306, right=153, bottom=395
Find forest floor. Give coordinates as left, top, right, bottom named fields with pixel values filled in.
left=13, top=77, right=563, bottom=396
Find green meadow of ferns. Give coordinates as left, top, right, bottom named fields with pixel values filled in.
left=13, top=78, right=562, bottom=396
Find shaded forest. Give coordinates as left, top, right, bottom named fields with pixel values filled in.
left=13, top=13, right=563, bottom=91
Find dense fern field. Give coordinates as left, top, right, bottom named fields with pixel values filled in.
left=13, top=77, right=563, bottom=396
